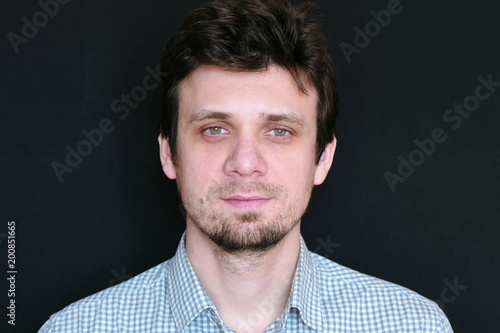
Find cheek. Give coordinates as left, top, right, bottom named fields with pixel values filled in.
left=176, top=149, right=220, bottom=197
left=177, top=135, right=208, bottom=177
left=272, top=151, right=316, bottom=195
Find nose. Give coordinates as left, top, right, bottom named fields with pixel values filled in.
left=223, top=135, right=268, bottom=178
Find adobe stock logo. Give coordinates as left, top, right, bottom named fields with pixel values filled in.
left=313, top=235, right=341, bottom=259
left=433, top=276, right=467, bottom=311
left=108, top=267, right=134, bottom=287
left=384, top=73, right=499, bottom=192
left=340, top=0, right=409, bottom=64
left=7, top=0, right=72, bottom=54
left=51, top=64, right=164, bottom=182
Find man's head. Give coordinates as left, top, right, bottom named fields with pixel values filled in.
left=158, top=0, right=338, bottom=253
left=159, top=0, right=338, bottom=164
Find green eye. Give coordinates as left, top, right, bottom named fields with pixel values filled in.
left=273, top=129, right=289, bottom=136
left=208, top=127, right=223, bottom=135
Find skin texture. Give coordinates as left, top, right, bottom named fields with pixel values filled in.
left=159, top=64, right=336, bottom=332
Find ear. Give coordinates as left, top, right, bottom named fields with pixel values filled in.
left=313, top=137, right=337, bottom=185
left=158, top=135, right=177, bottom=180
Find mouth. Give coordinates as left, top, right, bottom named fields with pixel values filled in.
left=221, top=194, right=271, bottom=210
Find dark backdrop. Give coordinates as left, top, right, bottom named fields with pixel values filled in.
left=1, top=0, right=499, bottom=332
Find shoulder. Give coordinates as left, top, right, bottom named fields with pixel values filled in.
left=39, top=260, right=172, bottom=333
left=310, top=253, right=453, bottom=332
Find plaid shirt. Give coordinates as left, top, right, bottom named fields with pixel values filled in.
left=39, top=232, right=453, bottom=332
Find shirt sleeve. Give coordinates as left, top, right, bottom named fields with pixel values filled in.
left=38, top=317, right=53, bottom=333
left=436, top=314, right=454, bottom=333
left=426, top=304, right=454, bottom=333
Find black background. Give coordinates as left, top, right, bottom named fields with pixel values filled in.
left=1, top=0, right=499, bottom=332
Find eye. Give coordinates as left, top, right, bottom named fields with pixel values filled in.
left=268, top=128, right=290, bottom=137
left=205, top=126, right=228, bottom=135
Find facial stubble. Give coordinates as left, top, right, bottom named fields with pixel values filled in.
left=180, top=180, right=308, bottom=254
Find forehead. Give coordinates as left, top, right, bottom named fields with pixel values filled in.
left=177, top=65, right=318, bottom=119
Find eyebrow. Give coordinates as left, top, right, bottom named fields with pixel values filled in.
left=190, top=109, right=234, bottom=123
left=189, top=109, right=305, bottom=128
left=259, top=112, right=305, bottom=127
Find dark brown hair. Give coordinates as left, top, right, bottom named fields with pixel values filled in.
left=159, top=0, right=338, bottom=163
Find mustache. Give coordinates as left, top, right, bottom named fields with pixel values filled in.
left=208, top=181, right=285, bottom=198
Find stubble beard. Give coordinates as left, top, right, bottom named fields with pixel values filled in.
left=181, top=180, right=306, bottom=254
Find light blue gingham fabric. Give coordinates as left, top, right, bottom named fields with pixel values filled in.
left=39, top=232, right=453, bottom=332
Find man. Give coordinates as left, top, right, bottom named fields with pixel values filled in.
left=40, top=0, right=453, bottom=332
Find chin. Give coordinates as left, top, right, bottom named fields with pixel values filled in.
left=196, top=212, right=299, bottom=253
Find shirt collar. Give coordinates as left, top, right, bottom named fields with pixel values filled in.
left=167, top=232, right=219, bottom=333
left=285, top=235, right=323, bottom=331
left=167, top=232, right=323, bottom=332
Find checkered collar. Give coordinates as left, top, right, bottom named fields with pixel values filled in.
left=167, top=232, right=323, bottom=332
left=286, top=235, right=323, bottom=331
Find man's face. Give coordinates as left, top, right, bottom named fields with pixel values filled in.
left=159, top=65, right=335, bottom=252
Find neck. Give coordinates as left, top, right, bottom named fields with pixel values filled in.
left=185, top=220, right=301, bottom=333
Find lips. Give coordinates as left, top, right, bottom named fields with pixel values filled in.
left=222, top=194, right=271, bottom=209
